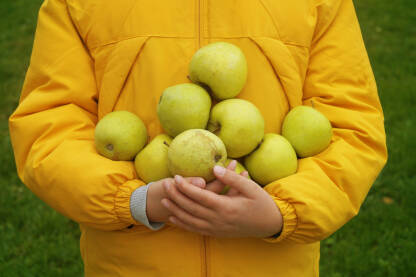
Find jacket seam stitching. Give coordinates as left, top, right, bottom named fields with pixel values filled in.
left=90, top=35, right=310, bottom=50
left=259, top=0, right=282, bottom=39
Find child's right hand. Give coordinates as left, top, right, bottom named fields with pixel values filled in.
left=146, top=161, right=239, bottom=223
left=146, top=177, right=206, bottom=223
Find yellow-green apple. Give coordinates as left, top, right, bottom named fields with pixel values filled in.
left=157, top=83, right=211, bottom=137
left=244, top=133, right=298, bottom=186
left=208, top=99, right=265, bottom=158
left=168, top=129, right=227, bottom=182
left=189, top=42, right=248, bottom=100
left=95, top=111, right=147, bottom=161
left=134, top=134, right=172, bottom=183
left=282, top=106, right=332, bottom=158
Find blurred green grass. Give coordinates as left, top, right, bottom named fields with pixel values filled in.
left=0, top=0, right=415, bottom=276
left=0, top=1, right=83, bottom=276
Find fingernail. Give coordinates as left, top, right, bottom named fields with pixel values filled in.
left=175, top=175, right=183, bottom=183
left=214, top=165, right=226, bottom=176
left=196, top=178, right=205, bottom=187
left=161, top=199, right=169, bottom=207
left=164, top=181, right=170, bottom=190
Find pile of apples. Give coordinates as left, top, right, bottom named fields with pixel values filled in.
left=95, top=42, right=332, bottom=188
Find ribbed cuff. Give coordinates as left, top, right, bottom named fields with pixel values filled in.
left=130, top=183, right=165, bottom=231
left=115, top=179, right=144, bottom=225
left=262, top=195, right=297, bottom=243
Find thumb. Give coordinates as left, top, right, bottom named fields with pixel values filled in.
left=213, top=165, right=257, bottom=196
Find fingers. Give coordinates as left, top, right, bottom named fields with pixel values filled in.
left=184, top=177, right=206, bottom=188
left=167, top=214, right=212, bottom=236
left=205, top=179, right=226, bottom=194
left=213, top=166, right=258, bottom=197
left=163, top=179, right=214, bottom=219
left=226, top=160, right=237, bottom=171
left=225, top=171, right=248, bottom=196
left=241, top=171, right=249, bottom=178
left=161, top=199, right=212, bottom=235
left=205, top=160, right=237, bottom=194
left=174, top=175, right=223, bottom=209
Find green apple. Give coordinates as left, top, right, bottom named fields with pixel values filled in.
left=282, top=106, right=332, bottom=158
left=208, top=99, right=265, bottom=158
left=168, top=129, right=227, bottom=182
left=157, top=83, right=211, bottom=137
left=189, top=42, right=248, bottom=100
left=95, top=111, right=147, bottom=161
left=244, top=133, right=297, bottom=186
left=134, top=134, right=172, bottom=183
left=221, top=159, right=250, bottom=194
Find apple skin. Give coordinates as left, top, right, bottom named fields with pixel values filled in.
left=168, top=129, right=227, bottom=182
left=134, top=134, right=173, bottom=183
left=95, top=111, right=147, bottom=161
left=157, top=83, right=211, bottom=137
left=208, top=99, right=265, bottom=158
left=189, top=42, right=248, bottom=100
left=244, top=133, right=298, bottom=186
left=221, top=159, right=250, bottom=194
left=282, top=106, right=332, bottom=158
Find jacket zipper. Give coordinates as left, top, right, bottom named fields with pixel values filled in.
left=202, top=235, right=208, bottom=277
left=197, top=0, right=204, bottom=49
left=197, top=1, right=208, bottom=276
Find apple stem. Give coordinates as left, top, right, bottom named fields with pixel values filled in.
left=207, top=122, right=221, bottom=134
left=311, top=100, right=315, bottom=109
left=163, top=141, right=170, bottom=147
left=214, top=154, right=222, bottom=162
left=198, top=82, right=213, bottom=95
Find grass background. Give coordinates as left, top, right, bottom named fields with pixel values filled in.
left=0, top=0, right=415, bottom=276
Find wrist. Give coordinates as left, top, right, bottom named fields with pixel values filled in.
left=146, top=182, right=158, bottom=222
left=146, top=180, right=169, bottom=223
left=263, top=199, right=283, bottom=237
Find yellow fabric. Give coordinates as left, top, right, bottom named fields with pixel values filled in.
left=9, top=0, right=387, bottom=276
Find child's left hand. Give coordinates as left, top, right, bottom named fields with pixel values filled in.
left=161, top=166, right=283, bottom=238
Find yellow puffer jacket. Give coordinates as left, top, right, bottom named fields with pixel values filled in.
left=9, top=0, right=387, bottom=276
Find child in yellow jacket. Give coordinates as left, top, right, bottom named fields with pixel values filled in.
left=9, top=0, right=387, bottom=276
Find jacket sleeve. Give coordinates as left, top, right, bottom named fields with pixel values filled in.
left=264, top=0, right=387, bottom=243
left=9, top=0, right=145, bottom=231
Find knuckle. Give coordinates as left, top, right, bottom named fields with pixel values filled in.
left=187, top=205, right=199, bottom=217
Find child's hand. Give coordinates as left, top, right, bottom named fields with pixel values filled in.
left=204, top=160, right=238, bottom=194
left=146, top=160, right=237, bottom=223
left=146, top=177, right=205, bottom=223
left=161, top=167, right=283, bottom=238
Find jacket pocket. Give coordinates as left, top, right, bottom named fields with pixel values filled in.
left=93, top=36, right=151, bottom=119
left=249, top=36, right=304, bottom=108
